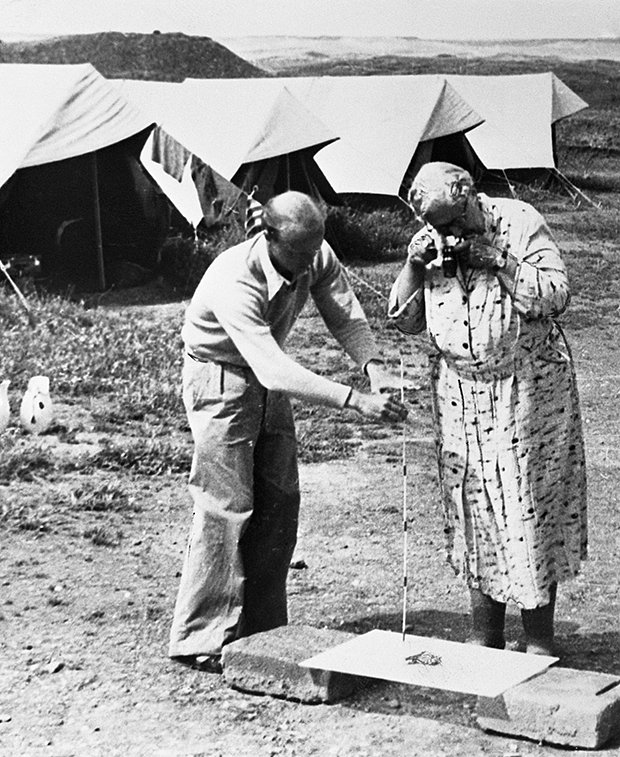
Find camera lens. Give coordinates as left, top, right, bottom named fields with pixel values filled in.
left=442, top=251, right=457, bottom=278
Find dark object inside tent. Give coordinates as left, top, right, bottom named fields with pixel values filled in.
left=0, top=128, right=172, bottom=291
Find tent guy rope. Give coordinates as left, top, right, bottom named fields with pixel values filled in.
left=0, top=259, right=36, bottom=328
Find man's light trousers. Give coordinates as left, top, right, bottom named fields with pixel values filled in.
left=169, top=355, right=300, bottom=657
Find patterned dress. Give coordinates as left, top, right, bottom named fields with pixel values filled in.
left=389, top=194, right=587, bottom=609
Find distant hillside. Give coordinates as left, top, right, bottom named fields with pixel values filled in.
left=221, top=35, right=620, bottom=72
left=0, top=32, right=268, bottom=80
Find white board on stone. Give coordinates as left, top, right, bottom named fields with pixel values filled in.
left=300, top=630, right=558, bottom=697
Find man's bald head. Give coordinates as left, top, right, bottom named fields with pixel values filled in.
left=262, top=191, right=326, bottom=243
left=262, top=192, right=326, bottom=280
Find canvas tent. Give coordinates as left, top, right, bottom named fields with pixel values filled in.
left=0, top=63, right=173, bottom=289
left=272, top=73, right=586, bottom=193
left=445, top=73, right=588, bottom=180
left=276, top=74, right=485, bottom=198
left=116, top=78, right=341, bottom=206
left=180, top=75, right=484, bottom=202
left=175, top=73, right=585, bottom=201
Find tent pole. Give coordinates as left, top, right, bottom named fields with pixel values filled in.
left=551, top=123, right=558, bottom=166
left=91, top=152, right=106, bottom=291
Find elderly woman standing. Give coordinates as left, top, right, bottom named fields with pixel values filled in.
left=389, top=162, right=587, bottom=656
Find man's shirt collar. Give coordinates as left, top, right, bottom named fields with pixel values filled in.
left=257, top=234, right=293, bottom=300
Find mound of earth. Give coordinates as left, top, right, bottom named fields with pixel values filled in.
left=0, top=31, right=268, bottom=81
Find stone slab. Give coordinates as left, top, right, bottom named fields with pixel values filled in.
left=301, top=629, right=557, bottom=697
left=222, top=625, right=365, bottom=704
left=476, top=666, right=620, bottom=749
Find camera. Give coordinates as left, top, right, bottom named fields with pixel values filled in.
left=441, top=246, right=458, bottom=278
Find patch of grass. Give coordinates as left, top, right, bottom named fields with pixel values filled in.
left=88, top=437, right=191, bottom=476
left=0, top=500, right=51, bottom=532
left=548, top=205, right=620, bottom=244
left=0, top=288, right=185, bottom=427
left=326, top=203, right=417, bottom=262
left=293, top=403, right=380, bottom=463
left=71, top=482, right=141, bottom=513
left=0, top=435, right=58, bottom=483
left=0, top=483, right=78, bottom=531
left=159, top=223, right=245, bottom=294
left=91, top=388, right=184, bottom=431
left=341, top=263, right=402, bottom=325
left=83, top=525, right=123, bottom=547
left=558, top=246, right=620, bottom=331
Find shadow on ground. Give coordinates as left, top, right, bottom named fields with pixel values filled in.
left=335, top=609, right=620, bottom=732
left=340, top=608, right=620, bottom=673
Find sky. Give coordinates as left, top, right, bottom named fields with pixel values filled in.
left=1, top=0, right=618, bottom=41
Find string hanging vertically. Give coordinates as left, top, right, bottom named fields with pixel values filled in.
left=343, top=263, right=412, bottom=642
left=400, top=354, right=408, bottom=643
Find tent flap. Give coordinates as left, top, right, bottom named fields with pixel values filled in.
left=550, top=73, right=589, bottom=122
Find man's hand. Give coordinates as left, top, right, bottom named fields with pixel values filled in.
left=407, top=232, right=438, bottom=267
left=365, top=362, right=415, bottom=395
left=346, top=389, right=408, bottom=423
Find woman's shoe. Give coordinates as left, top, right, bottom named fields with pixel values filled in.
left=468, top=588, right=506, bottom=649
left=521, top=583, right=557, bottom=657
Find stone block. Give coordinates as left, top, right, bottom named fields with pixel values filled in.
left=476, top=666, right=620, bottom=749
left=222, top=625, right=365, bottom=703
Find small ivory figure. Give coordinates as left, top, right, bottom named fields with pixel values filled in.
left=20, top=375, right=53, bottom=434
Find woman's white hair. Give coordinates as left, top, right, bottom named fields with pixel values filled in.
left=408, top=162, right=476, bottom=226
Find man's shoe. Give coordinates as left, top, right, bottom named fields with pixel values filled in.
left=172, top=654, right=223, bottom=674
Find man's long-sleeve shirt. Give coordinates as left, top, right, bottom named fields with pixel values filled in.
left=182, top=233, right=381, bottom=408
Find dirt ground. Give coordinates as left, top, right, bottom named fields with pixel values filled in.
left=1, top=299, right=619, bottom=756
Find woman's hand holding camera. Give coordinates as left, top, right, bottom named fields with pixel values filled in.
left=407, top=231, right=506, bottom=279
left=448, top=238, right=505, bottom=271
left=407, top=233, right=438, bottom=267
left=462, top=239, right=503, bottom=269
